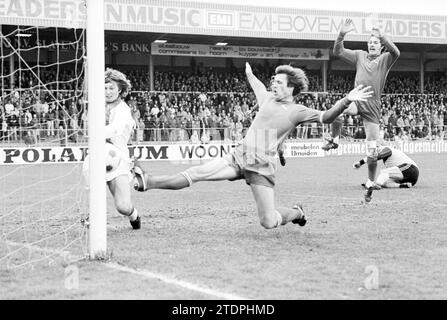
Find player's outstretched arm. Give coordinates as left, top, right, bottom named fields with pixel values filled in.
left=245, top=62, right=267, bottom=101
left=321, top=85, right=373, bottom=123
left=371, top=27, right=400, bottom=63
left=333, top=18, right=357, bottom=63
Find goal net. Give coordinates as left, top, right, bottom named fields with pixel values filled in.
left=0, top=0, right=106, bottom=270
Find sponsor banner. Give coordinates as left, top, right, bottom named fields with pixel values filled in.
left=151, top=43, right=329, bottom=60
left=284, top=141, right=325, bottom=158
left=0, top=0, right=87, bottom=29
left=0, top=142, right=325, bottom=165
left=0, top=144, right=236, bottom=165
left=105, top=2, right=447, bottom=44
left=0, top=1, right=445, bottom=44
left=105, top=41, right=150, bottom=54
left=1, top=38, right=151, bottom=54
left=2, top=140, right=446, bottom=165
left=0, top=146, right=89, bottom=165
left=324, top=140, right=447, bottom=156
left=132, top=143, right=236, bottom=161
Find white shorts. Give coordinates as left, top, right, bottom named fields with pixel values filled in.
left=82, top=154, right=133, bottom=188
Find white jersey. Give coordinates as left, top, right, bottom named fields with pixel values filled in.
left=105, top=100, right=135, bottom=156
left=383, top=147, right=418, bottom=169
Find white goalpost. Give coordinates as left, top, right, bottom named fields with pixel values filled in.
left=86, top=0, right=107, bottom=259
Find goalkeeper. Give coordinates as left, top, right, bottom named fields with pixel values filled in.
left=353, top=145, right=419, bottom=189
left=83, top=68, right=141, bottom=229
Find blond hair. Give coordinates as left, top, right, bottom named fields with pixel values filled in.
left=105, top=68, right=131, bottom=98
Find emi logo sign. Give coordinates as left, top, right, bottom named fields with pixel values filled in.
left=208, top=12, right=233, bottom=27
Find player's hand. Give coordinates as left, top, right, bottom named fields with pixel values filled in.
left=340, top=18, right=355, bottom=35
left=347, top=85, right=373, bottom=102
left=353, top=160, right=362, bottom=169
left=371, top=27, right=382, bottom=38
left=245, top=62, right=253, bottom=75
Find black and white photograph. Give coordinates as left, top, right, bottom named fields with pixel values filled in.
left=0, top=0, right=446, bottom=304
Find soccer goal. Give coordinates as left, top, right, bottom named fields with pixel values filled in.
left=0, top=0, right=107, bottom=269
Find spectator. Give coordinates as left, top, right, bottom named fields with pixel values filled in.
left=190, top=130, right=200, bottom=143
left=81, top=109, right=88, bottom=136
left=137, top=118, right=145, bottom=143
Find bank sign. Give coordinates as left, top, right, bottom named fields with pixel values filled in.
left=0, top=0, right=446, bottom=44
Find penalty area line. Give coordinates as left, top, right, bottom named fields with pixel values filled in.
left=104, top=262, right=249, bottom=300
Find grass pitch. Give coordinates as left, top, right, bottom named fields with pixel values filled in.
left=1, top=153, right=447, bottom=299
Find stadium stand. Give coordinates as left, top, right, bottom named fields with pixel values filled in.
left=1, top=67, right=445, bottom=145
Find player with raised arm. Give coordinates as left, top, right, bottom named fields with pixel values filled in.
left=83, top=68, right=141, bottom=229
left=353, top=145, right=419, bottom=189
left=322, top=18, right=400, bottom=203
left=131, top=62, right=373, bottom=230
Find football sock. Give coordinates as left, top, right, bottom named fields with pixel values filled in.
left=180, top=171, right=193, bottom=187
left=367, top=156, right=378, bottom=182
left=330, top=117, right=343, bottom=139
left=399, top=182, right=412, bottom=188
left=128, top=208, right=139, bottom=222
left=365, top=179, right=375, bottom=189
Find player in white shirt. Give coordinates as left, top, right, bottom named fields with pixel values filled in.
left=83, top=68, right=141, bottom=229
left=353, top=145, right=419, bottom=189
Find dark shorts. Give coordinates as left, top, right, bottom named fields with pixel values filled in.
left=228, top=167, right=276, bottom=188
left=398, top=164, right=419, bottom=186
left=356, top=101, right=381, bottom=124
left=225, top=153, right=276, bottom=188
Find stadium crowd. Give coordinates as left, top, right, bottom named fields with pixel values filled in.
left=1, top=66, right=446, bottom=145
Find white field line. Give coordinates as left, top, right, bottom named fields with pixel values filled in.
left=104, top=262, right=248, bottom=300
left=3, top=241, right=248, bottom=300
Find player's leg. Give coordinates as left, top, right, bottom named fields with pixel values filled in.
left=322, top=102, right=358, bottom=151
left=383, top=164, right=419, bottom=188
left=108, top=175, right=141, bottom=229
left=376, top=167, right=403, bottom=188
left=364, top=121, right=380, bottom=182
left=363, top=121, right=380, bottom=202
left=248, top=176, right=306, bottom=229
left=133, top=157, right=239, bottom=191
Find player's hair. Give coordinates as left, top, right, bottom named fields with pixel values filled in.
left=369, top=34, right=385, bottom=53
left=275, top=65, right=309, bottom=96
left=104, top=68, right=132, bottom=98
